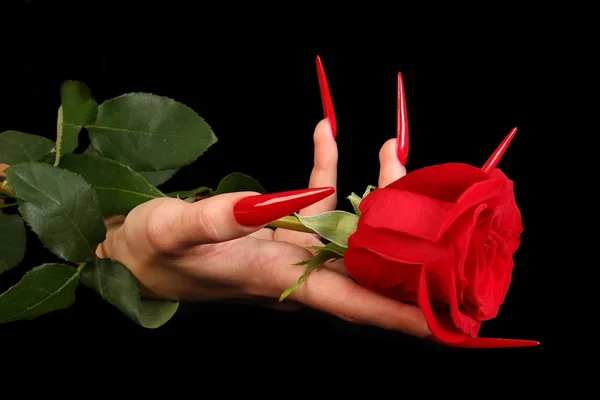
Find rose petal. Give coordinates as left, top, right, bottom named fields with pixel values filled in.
left=344, top=247, right=422, bottom=303
left=359, top=188, right=454, bottom=242
left=416, top=266, right=481, bottom=343
left=349, top=221, right=448, bottom=265
left=386, top=163, right=489, bottom=203
left=437, top=177, right=512, bottom=239
left=426, top=259, right=482, bottom=336
left=445, top=204, right=490, bottom=305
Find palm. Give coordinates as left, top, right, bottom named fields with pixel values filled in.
left=97, top=120, right=430, bottom=339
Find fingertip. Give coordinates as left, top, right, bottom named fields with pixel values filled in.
left=378, top=138, right=407, bottom=188
left=379, top=138, right=398, bottom=162
left=314, top=118, right=336, bottom=143
left=312, top=118, right=339, bottom=171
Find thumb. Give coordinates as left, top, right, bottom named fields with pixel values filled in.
left=172, top=187, right=335, bottom=246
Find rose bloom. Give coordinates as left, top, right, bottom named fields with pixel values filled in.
left=344, top=163, right=523, bottom=344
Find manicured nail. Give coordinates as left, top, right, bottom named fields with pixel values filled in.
left=431, top=335, right=539, bottom=349
left=397, top=72, right=409, bottom=166
left=233, top=187, right=335, bottom=226
left=316, top=55, right=337, bottom=139
left=481, top=127, right=518, bottom=173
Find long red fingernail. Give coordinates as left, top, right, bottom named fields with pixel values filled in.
left=481, top=127, right=518, bottom=173
left=397, top=72, right=409, bottom=166
left=233, top=187, right=335, bottom=226
left=430, top=335, right=539, bottom=348
left=316, top=55, right=337, bottom=139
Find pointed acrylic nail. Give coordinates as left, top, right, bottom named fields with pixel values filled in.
left=430, top=335, right=539, bottom=349
left=233, top=187, right=335, bottom=226
left=481, top=127, right=518, bottom=173
left=316, top=55, right=337, bottom=139
left=449, top=337, right=539, bottom=349
left=397, top=72, right=409, bottom=166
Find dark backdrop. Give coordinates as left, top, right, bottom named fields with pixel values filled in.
left=0, top=0, right=594, bottom=393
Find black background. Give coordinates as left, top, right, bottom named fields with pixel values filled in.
left=0, top=0, right=594, bottom=394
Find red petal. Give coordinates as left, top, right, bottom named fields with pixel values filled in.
left=387, top=163, right=489, bottom=203
left=344, top=247, right=422, bottom=303
left=349, top=221, right=449, bottom=265
left=416, top=266, right=480, bottom=343
left=359, top=188, right=454, bottom=242
left=437, top=177, right=513, bottom=239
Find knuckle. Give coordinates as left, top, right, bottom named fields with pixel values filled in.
left=192, top=205, right=223, bottom=243
left=334, top=286, right=365, bottom=325
left=145, top=202, right=177, bottom=253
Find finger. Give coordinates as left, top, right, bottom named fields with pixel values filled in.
left=146, top=187, right=334, bottom=250
left=286, top=266, right=429, bottom=338
left=247, top=241, right=430, bottom=338
left=301, top=118, right=338, bottom=215
left=250, top=228, right=274, bottom=240
left=273, top=119, right=338, bottom=245
left=378, top=138, right=407, bottom=188
left=223, top=297, right=304, bottom=312
left=321, top=258, right=349, bottom=276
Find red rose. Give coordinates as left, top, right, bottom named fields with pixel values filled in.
left=344, top=163, right=524, bottom=346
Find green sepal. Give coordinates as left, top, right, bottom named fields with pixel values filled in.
left=305, top=242, right=347, bottom=257
left=347, top=193, right=362, bottom=215
left=347, top=185, right=377, bottom=216
left=279, top=244, right=344, bottom=302
left=362, top=185, right=376, bottom=198
left=295, top=211, right=358, bottom=248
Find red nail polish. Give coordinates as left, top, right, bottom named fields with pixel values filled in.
left=430, top=335, right=539, bottom=349
left=233, top=187, right=335, bottom=226
left=481, top=127, right=518, bottom=173
left=316, top=55, right=337, bottom=139
left=397, top=72, right=409, bottom=166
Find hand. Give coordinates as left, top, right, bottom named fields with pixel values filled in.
left=96, top=119, right=430, bottom=339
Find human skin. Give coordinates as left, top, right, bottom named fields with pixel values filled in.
left=95, top=120, right=430, bottom=339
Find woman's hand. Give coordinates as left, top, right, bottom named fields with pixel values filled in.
left=96, top=119, right=430, bottom=339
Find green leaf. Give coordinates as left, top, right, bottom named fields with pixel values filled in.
left=5, top=162, right=106, bottom=262
left=59, top=154, right=165, bottom=215
left=295, top=211, right=358, bottom=248
left=0, top=263, right=80, bottom=323
left=83, top=145, right=100, bottom=156
left=39, top=151, right=57, bottom=165
left=139, top=169, right=179, bottom=187
left=85, top=144, right=178, bottom=187
left=0, top=130, right=55, bottom=165
left=166, top=186, right=212, bottom=199
left=212, top=172, right=266, bottom=196
left=81, top=258, right=179, bottom=329
left=279, top=249, right=342, bottom=302
left=87, top=93, right=217, bottom=171
left=55, top=81, right=98, bottom=165
left=0, top=213, right=27, bottom=274
left=347, top=192, right=362, bottom=215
